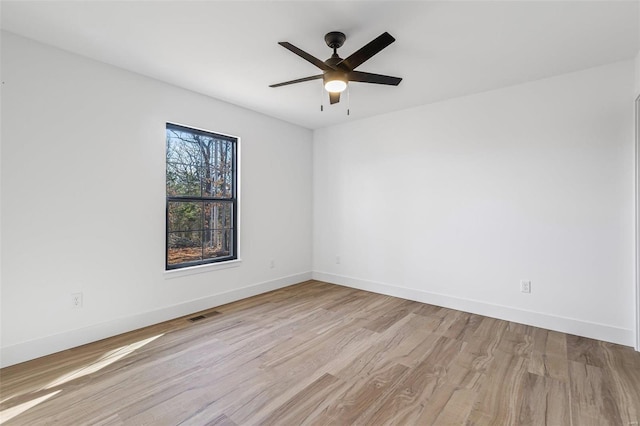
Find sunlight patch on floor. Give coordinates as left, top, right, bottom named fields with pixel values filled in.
left=42, top=334, right=164, bottom=390
left=0, top=390, right=61, bottom=424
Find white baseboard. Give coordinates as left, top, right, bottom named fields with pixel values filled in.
left=312, top=271, right=635, bottom=347
left=0, top=272, right=311, bottom=368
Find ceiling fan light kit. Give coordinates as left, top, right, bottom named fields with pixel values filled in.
left=270, top=30, right=402, bottom=107
left=324, top=71, right=348, bottom=93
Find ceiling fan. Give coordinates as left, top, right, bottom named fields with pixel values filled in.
left=270, top=31, right=402, bottom=105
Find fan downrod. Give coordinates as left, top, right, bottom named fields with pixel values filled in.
left=324, top=32, right=346, bottom=50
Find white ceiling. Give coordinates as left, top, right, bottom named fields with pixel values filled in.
left=1, top=1, right=639, bottom=129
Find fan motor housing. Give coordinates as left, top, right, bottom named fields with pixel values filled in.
left=323, top=70, right=348, bottom=85
left=324, top=56, right=343, bottom=67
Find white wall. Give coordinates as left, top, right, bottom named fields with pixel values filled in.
left=0, top=32, right=313, bottom=367
left=313, top=60, right=637, bottom=346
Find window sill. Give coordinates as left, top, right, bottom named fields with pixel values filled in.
left=164, top=259, right=242, bottom=279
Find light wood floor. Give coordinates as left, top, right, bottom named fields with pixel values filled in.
left=1, top=280, right=639, bottom=425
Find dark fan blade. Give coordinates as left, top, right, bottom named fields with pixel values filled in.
left=278, top=42, right=335, bottom=71
left=347, top=71, right=402, bottom=86
left=337, top=32, right=395, bottom=71
left=329, top=91, right=341, bottom=104
left=270, top=74, right=323, bottom=88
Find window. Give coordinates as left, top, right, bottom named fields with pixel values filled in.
left=166, top=123, right=238, bottom=270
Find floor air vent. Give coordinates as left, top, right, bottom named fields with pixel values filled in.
left=188, top=310, right=220, bottom=323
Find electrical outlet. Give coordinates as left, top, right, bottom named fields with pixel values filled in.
left=520, top=280, right=531, bottom=294
left=71, top=292, right=83, bottom=308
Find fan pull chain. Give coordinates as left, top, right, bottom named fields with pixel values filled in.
left=347, top=85, right=350, bottom=116
left=320, top=82, right=324, bottom=112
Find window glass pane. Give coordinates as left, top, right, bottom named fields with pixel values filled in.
left=202, top=139, right=234, bottom=198
left=166, top=128, right=205, bottom=197
left=168, top=201, right=202, bottom=232
left=203, top=202, right=232, bottom=260
left=166, top=129, right=204, bottom=166
left=166, top=162, right=201, bottom=197
left=167, top=231, right=203, bottom=265
left=203, top=229, right=233, bottom=260
left=203, top=202, right=233, bottom=230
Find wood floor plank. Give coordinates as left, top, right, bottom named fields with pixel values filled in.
left=330, top=313, right=435, bottom=379
left=362, top=299, right=418, bottom=333
left=528, top=328, right=570, bottom=383
left=465, top=349, right=529, bottom=425
left=413, top=337, right=489, bottom=424
left=599, top=342, right=640, bottom=425
left=431, top=386, right=477, bottom=425
left=2, top=280, right=639, bottom=425
left=202, top=413, right=237, bottom=426
left=568, top=359, right=623, bottom=425
left=517, top=372, right=571, bottom=425
left=311, top=361, right=409, bottom=424
left=566, top=334, right=606, bottom=367
left=361, top=336, right=465, bottom=424
left=257, top=373, right=346, bottom=425
left=529, top=352, right=570, bottom=383
left=497, top=329, right=534, bottom=358
left=439, top=311, right=484, bottom=341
